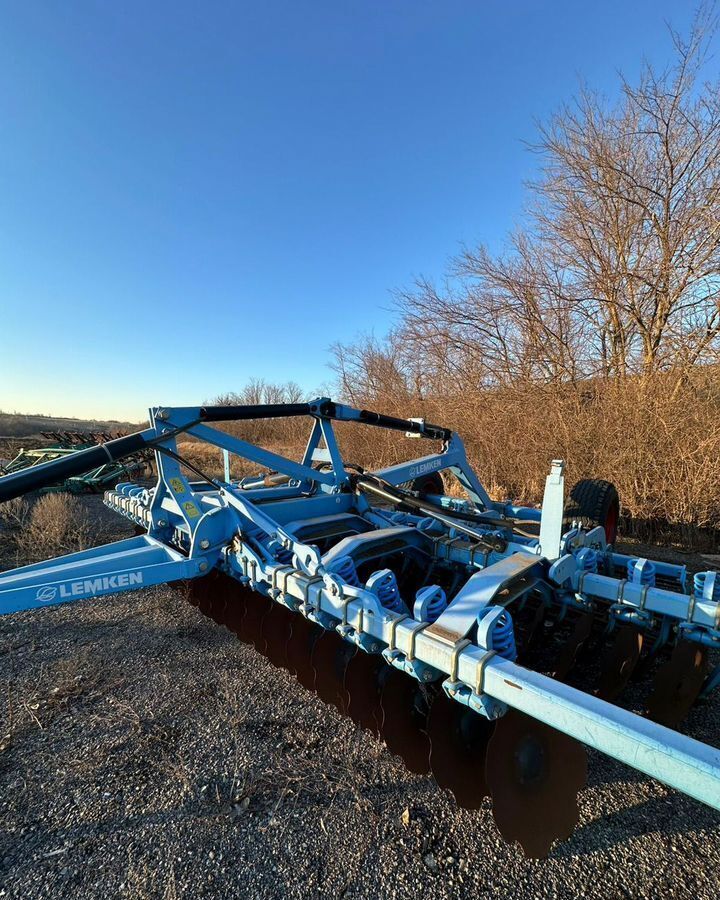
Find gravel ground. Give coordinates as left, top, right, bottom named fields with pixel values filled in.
left=1, top=500, right=719, bottom=899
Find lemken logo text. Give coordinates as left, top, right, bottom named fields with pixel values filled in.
left=35, top=572, right=144, bottom=603
left=408, top=459, right=442, bottom=478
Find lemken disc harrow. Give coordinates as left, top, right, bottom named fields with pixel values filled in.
left=1, top=398, right=719, bottom=857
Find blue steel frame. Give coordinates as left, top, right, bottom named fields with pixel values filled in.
left=0, top=399, right=719, bottom=815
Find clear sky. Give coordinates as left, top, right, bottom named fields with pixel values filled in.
left=0, top=0, right=697, bottom=421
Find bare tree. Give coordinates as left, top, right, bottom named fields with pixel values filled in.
left=382, top=5, right=720, bottom=389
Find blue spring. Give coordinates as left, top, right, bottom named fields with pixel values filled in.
left=268, top=540, right=294, bottom=565
left=694, top=571, right=720, bottom=601
left=627, top=558, right=656, bottom=586
left=240, top=519, right=293, bottom=564
left=576, top=547, right=599, bottom=573
left=491, top=612, right=517, bottom=661
left=369, top=570, right=405, bottom=614
left=413, top=585, right=447, bottom=623
left=327, top=555, right=360, bottom=587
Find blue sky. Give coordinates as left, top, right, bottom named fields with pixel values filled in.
left=0, top=1, right=697, bottom=421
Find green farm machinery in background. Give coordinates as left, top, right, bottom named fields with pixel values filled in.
left=0, top=431, right=152, bottom=493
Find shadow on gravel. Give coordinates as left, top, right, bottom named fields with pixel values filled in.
left=551, top=796, right=720, bottom=857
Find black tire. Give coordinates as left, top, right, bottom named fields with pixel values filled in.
left=565, top=479, right=620, bottom=545
left=409, top=471, right=444, bottom=496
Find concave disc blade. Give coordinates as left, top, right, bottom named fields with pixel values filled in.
left=223, top=583, right=250, bottom=641
left=379, top=669, right=432, bottom=775
left=485, top=709, right=587, bottom=858
left=549, top=610, right=595, bottom=679
left=260, top=603, right=295, bottom=670
left=242, top=591, right=271, bottom=653
left=646, top=641, right=709, bottom=726
left=206, top=574, right=231, bottom=625
left=344, top=651, right=386, bottom=735
left=311, top=630, right=355, bottom=712
left=195, top=572, right=222, bottom=619
left=186, top=576, right=206, bottom=608
left=427, top=692, right=494, bottom=809
left=168, top=578, right=190, bottom=593
left=595, top=626, right=644, bottom=700
left=287, top=615, right=323, bottom=690
left=515, top=600, right=547, bottom=662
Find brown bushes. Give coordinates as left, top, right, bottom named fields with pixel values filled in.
left=327, top=369, right=720, bottom=544
left=17, top=493, right=92, bottom=561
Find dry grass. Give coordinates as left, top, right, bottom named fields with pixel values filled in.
left=0, top=496, right=31, bottom=530
left=16, top=492, right=92, bottom=561
left=328, top=371, right=720, bottom=545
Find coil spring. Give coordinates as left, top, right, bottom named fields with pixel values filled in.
left=491, top=611, right=517, bottom=661
left=694, top=571, right=720, bottom=601
left=327, top=555, right=360, bottom=587
left=417, top=517, right=439, bottom=532
left=413, top=585, right=447, bottom=623
left=240, top=519, right=294, bottom=564
left=576, top=547, right=599, bottom=573
left=627, top=558, right=656, bottom=587
left=271, top=543, right=294, bottom=565
left=368, top=570, right=405, bottom=614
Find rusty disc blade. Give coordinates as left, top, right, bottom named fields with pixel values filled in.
left=186, top=576, right=206, bottom=608
left=311, top=630, right=355, bottom=711
left=646, top=641, right=709, bottom=726
left=261, top=603, right=295, bottom=669
left=206, top=574, right=230, bottom=625
left=515, top=600, right=547, bottom=663
left=427, top=692, right=494, bottom=809
left=223, top=582, right=250, bottom=641
left=485, top=709, right=587, bottom=858
left=344, top=651, right=386, bottom=735
left=549, top=610, right=595, bottom=679
left=242, top=591, right=271, bottom=653
left=595, top=626, right=644, bottom=700
left=379, top=669, right=432, bottom=775
left=197, top=582, right=214, bottom=618
left=287, top=615, right=323, bottom=689
left=168, top=578, right=190, bottom=593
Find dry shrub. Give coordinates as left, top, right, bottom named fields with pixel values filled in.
left=175, top=440, right=273, bottom=482
left=328, top=367, right=720, bottom=545
left=0, top=496, right=30, bottom=530
left=18, top=492, right=92, bottom=560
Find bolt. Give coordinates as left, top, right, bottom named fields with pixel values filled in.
left=157, top=519, right=167, bottom=528
left=199, top=561, right=208, bottom=572
left=200, top=539, right=210, bottom=550
left=423, top=671, right=433, bottom=682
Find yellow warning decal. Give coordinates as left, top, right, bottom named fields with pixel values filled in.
left=182, top=501, right=200, bottom=519
left=169, top=478, right=185, bottom=494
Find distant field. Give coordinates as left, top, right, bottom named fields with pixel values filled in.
left=0, top=411, right=143, bottom=440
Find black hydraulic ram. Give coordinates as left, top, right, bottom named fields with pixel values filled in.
left=198, top=402, right=321, bottom=422
left=198, top=400, right=451, bottom=441
left=0, top=430, right=154, bottom=504
left=0, top=400, right=451, bottom=503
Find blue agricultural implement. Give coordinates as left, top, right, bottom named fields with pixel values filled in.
left=0, top=400, right=718, bottom=856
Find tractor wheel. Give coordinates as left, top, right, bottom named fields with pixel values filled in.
left=409, top=472, right=444, bottom=496
left=565, top=479, right=620, bottom=545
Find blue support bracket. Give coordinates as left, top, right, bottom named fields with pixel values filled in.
left=0, top=535, right=205, bottom=615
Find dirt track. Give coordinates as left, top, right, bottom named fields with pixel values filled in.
left=1, top=501, right=719, bottom=899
